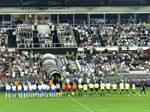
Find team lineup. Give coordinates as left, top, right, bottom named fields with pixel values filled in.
left=5, top=81, right=146, bottom=98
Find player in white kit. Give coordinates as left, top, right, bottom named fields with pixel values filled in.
left=51, top=84, right=56, bottom=97
left=38, top=84, right=42, bottom=97
left=23, top=84, right=28, bottom=98
left=18, top=84, right=23, bottom=98
left=29, top=84, right=33, bottom=98
left=42, top=83, right=47, bottom=97
left=32, top=84, right=37, bottom=97
left=46, top=85, right=50, bottom=97
left=5, top=84, right=11, bottom=98
left=12, top=84, right=17, bottom=98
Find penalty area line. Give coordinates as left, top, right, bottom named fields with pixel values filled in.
left=69, top=97, right=93, bottom=112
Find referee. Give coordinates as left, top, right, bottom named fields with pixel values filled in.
left=139, top=81, right=146, bottom=96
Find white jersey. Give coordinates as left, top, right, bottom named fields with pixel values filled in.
left=51, top=85, right=56, bottom=90
left=32, top=84, right=37, bottom=90
left=6, top=85, right=11, bottom=90
left=18, top=85, right=22, bottom=91
left=42, top=84, right=47, bottom=90
left=38, top=85, right=42, bottom=91
left=12, top=86, right=16, bottom=91
left=78, top=78, right=82, bottom=84
left=46, top=85, right=50, bottom=90
left=23, top=85, right=28, bottom=91
left=29, top=85, right=33, bottom=91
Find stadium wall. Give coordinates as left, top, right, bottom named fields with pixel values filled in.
left=17, top=47, right=78, bottom=54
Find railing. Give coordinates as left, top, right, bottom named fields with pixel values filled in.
left=94, top=46, right=150, bottom=51
left=0, top=75, right=44, bottom=81
left=118, top=73, right=150, bottom=76
left=101, top=33, right=150, bottom=37
left=17, top=43, right=77, bottom=48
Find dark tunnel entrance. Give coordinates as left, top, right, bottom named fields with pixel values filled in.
left=49, top=73, right=61, bottom=84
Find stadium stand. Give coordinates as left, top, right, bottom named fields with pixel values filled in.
left=1, top=2, right=150, bottom=112
left=0, top=0, right=150, bottom=93
left=0, top=49, right=43, bottom=79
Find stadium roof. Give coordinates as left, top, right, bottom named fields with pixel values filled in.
left=0, top=6, right=150, bottom=14
left=0, top=0, right=150, bottom=7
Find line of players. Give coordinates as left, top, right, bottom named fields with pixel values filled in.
left=5, top=81, right=146, bottom=98
left=75, top=81, right=136, bottom=97
left=5, top=83, right=61, bottom=98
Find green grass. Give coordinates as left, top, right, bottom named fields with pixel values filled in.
left=0, top=88, right=150, bottom=112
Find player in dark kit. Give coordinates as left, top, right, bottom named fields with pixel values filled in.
left=139, top=81, right=146, bottom=96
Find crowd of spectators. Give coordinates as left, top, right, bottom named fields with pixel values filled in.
left=57, top=23, right=76, bottom=47
left=73, top=25, right=100, bottom=48
left=55, top=47, right=150, bottom=81
left=0, top=28, right=8, bottom=48
left=16, top=24, right=53, bottom=48
left=16, top=23, right=77, bottom=48
left=73, top=23, right=150, bottom=48
left=99, top=24, right=150, bottom=47
left=76, top=48, right=150, bottom=75
left=16, top=24, right=32, bottom=32
left=0, top=49, right=44, bottom=79
left=0, top=48, right=150, bottom=88
left=1, top=22, right=150, bottom=84
left=16, top=22, right=150, bottom=48
left=38, top=32, right=53, bottom=48
left=17, top=32, right=33, bottom=48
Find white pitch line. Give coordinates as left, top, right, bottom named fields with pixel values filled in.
left=55, top=110, right=87, bottom=112
left=70, top=97, right=93, bottom=112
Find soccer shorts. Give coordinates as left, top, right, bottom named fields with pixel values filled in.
left=24, top=91, right=27, bottom=93
left=126, top=89, right=129, bottom=91
left=12, top=90, right=16, bottom=94
left=113, top=89, right=116, bottom=91
left=95, top=88, right=98, bottom=91
left=84, top=90, right=87, bottom=92
left=47, top=90, right=50, bottom=93
left=90, top=88, right=93, bottom=92
left=56, top=89, right=60, bottom=92
left=73, top=89, right=76, bottom=92
left=6, top=90, right=10, bottom=93
left=43, top=89, right=46, bottom=92
left=121, top=89, right=124, bottom=91
left=18, top=90, right=22, bottom=93
left=62, top=89, right=65, bottom=92
left=68, top=89, right=71, bottom=92
left=107, top=89, right=110, bottom=91
left=38, top=90, right=42, bottom=94
left=101, top=89, right=104, bottom=91
left=52, top=90, right=55, bottom=93
left=142, top=88, right=145, bottom=91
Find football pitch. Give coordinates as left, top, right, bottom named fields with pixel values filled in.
left=0, top=88, right=150, bottom=112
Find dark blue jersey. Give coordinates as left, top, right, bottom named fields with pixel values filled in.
left=141, top=83, right=145, bottom=89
